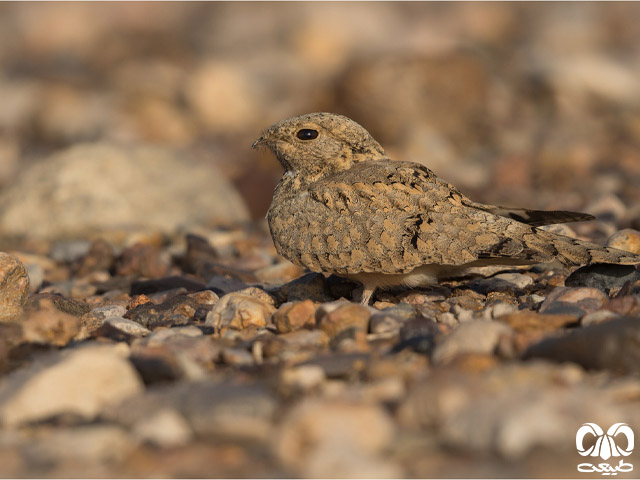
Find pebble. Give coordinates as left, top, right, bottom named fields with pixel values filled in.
left=581, top=309, right=619, bottom=326
left=395, top=317, right=440, bottom=354
left=315, top=301, right=372, bottom=338
left=0, top=344, right=143, bottom=426
left=125, top=295, right=200, bottom=329
left=0, top=253, right=30, bottom=322
left=273, top=272, right=333, bottom=303
left=471, top=272, right=534, bottom=293
left=498, top=311, right=578, bottom=333
left=24, top=425, right=135, bottom=465
left=96, top=317, right=151, bottom=341
left=274, top=398, right=397, bottom=477
left=431, top=320, right=513, bottom=365
left=205, top=292, right=276, bottom=333
left=21, top=300, right=81, bottom=346
left=132, top=408, right=193, bottom=447
left=606, top=228, right=640, bottom=254
left=538, top=287, right=608, bottom=317
left=273, top=299, right=316, bottom=333
left=279, top=364, right=326, bottom=393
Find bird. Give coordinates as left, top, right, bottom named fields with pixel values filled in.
left=253, top=112, right=640, bottom=304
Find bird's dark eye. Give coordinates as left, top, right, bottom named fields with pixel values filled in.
left=296, top=129, right=319, bottom=140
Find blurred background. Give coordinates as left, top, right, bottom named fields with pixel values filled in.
left=0, top=2, right=639, bottom=238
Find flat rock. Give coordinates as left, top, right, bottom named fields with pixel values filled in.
left=0, top=344, right=143, bottom=426
left=108, top=380, right=277, bottom=443
left=0, top=143, right=249, bottom=238
left=0, top=253, right=30, bottom=322
left=565, top=263, right=640, bottom=292
left=538, top=287, right=608, bottom=317
left=524, top=316, right=640, bottom=374
left=432, top=320, right=512, bottom=365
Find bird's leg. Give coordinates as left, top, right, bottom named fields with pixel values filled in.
left=359, top=285, right=376, bottom=305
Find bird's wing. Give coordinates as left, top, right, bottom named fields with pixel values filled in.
left=303, top=160, right=560, bottom=274
left=461, top=200, right=595, bottom=226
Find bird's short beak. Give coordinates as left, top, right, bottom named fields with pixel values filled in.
left=252, top=136, right=266, bottom=149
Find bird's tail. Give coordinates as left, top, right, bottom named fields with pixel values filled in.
left=542, top=231, right=640, bottom=266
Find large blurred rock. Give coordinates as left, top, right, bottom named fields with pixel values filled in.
left=0, top=344, right=143, bottom=427
left=0, top=143, right=250, bottom=238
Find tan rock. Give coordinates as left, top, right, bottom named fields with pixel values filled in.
left=0, top=344, right=143, bottom=427
left=607, top=228, right=640, bottom=255
left=316, top=301, right=372, bottom=338
left=273, top=300, right=316, bottom=333
left=205, top=293, right=276, bottom=333
left=274, top=398, right=397, bottom=477
left=0, top=143, right=249, bottom=239
left=0, top=253, right=30, bottom=322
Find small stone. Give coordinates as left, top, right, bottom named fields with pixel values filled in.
left=581, top=310, right=619, bottom=326
left=125, top=295, right=200, bottom=329
left=96, top=317, right=151, bottom=341
left=0, top=252, right=30, bottom=322
left=565, top=264, right=640, bottom=292
left=221, top=347, right=254, bottom=366
left=116, top=243, right=169, bottom=278
left=74, top=238, right=116, bottom=277
left=21, top=299, right=81, bottom=346
left=0, top=344, right=143, bottom=426
left=607, top=228, right=640, bottom=255
left=205, top=293, right=275, bottom=333
left=279, top=329, right=329, bottom=349
left=131, top=276, right=207, bottom=296
left=524, top=316, right=640, bottom=374
left=180, top=382, right=277, bottom=442
left=499, top=311, right=578, bottom=333
left=132, top=408, right=193, bottom=447
left=538, top=287, right=608, bottom=317
left=49, top=240, right=92, bottom=263
left=432, top=320, right=512, bottom=365
left=254, top=261, right=305, bottom=285
left=395, top=317, right=441, bottom=354
left=316, top=301, right=372, bottom=338
left=272, top=272, right=333, bottom=303
left=280, top=364, right=326, bottom=393
left=24, top=425, right=135, bottom=465
left=130, top=333, right=218, bottom=382
left=29, top=293, right=92, bottom=317
left=472, top=273, right=534, bottom=293
left=604, top=294, right=640, bottom=316
left=274, top=398, right=396, bottom=477
left=187, top=289, right=219, bottom=305
left=233, top=286, right=276, bottom=305
left=273, top=300, right=316, bottom=333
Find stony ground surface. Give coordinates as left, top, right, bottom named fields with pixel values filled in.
left=0, top=222, right=639, bottom=478
left=0, top=2, right=640, bottom=478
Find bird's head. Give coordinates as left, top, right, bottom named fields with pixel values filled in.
left=252, top=112, right=386, bottom=179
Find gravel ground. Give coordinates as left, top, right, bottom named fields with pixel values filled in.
left=0, top=3, right=639, bottom=478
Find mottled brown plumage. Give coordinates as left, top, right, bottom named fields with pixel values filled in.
left=253, top=112, right=640, bottom=304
